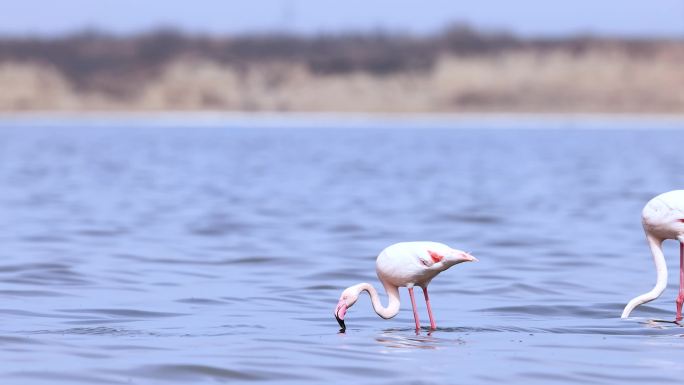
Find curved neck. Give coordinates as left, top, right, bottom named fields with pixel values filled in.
left=353, top=282, right=401, bottom=319
left=621, top=235, right=668, bottom=318
left=650, top=236, right=669, bottom=292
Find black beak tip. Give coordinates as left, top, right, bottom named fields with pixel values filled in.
left=335, top=313, right=346, bottom=331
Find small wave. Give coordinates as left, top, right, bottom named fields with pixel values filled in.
left=10, top=371, right=124, bottom=384
left=28, top=326, right=163, bottom=337
left=129, top=364, right=308, bottom=381
left=378, top=321, right=684, bottom=337
left=227, top=256, right=283, bottom=265
left=115, top=253, right=293, bottom=267
left=0, top=335, right=43, bottom=345
left=0, top=309, right=92, bottom=320
left=0, top=262, right=91, bottom=286
left=382, top=325, right=533, bottom=334
left=175, top=297, right=226, bottom=305
left=0, top=262, right=73, bottom=273
left=187, top=217, right=253, bottom=237
left=58, top=308, right=188, bottom=318
left=304, top=284, right=339, bottom=290
left=489, top=239, right=556, bottom=248
left=19, top=234, right=71, bottom=243
left=0, top=289, right=71, bottom=297
left=317, top=364, right=395, bottom=376
left=438, top=213, right=502, bottom=224
left=76, top=228, right=129, bottom=238
left=478, top=304, right=618, bottom=318
left=328, top=223, right=366, bottom=233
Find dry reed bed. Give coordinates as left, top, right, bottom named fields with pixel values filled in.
left=2, top=49, right=683, bottom=113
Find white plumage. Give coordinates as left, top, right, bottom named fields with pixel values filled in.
left=334, top=241, right=477, bottom=331
left=622, top=190, right=684, bottom=320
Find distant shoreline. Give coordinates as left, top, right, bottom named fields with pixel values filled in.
left=1, top=111, right=683, bottom=129
left=2, top=29, right=683, bottom=115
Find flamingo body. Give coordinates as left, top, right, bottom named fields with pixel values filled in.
left=642, top=190, right=684, bottom=241
left=334, top=241, right=477, bottom=331
left=622, top=190, right=684, bottom=320
left=377, top=241, right=465, bottom=288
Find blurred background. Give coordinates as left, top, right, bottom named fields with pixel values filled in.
left=1, top=0, right=683, bottom=114
left=3, top=3, right=684, bottom=384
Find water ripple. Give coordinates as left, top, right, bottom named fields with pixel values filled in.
left=127, top=364, right=309, bottom=382
left=57, top=308, right=188, bottom=318
left=29, top=326, right=164, bottom=337
left=2, top=121, right=684, bottom=385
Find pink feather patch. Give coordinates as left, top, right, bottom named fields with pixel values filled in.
left=428, top=250, right=444, bottom=263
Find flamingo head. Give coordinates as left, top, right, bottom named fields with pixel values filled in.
left=445, top=249, right=478, bottom=266
left=334, top=288, right=359, bottom=331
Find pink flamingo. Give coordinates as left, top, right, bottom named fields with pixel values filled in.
left=622, top=190, right=684, bottom=321
left=334, top=241, right=477, bottom=331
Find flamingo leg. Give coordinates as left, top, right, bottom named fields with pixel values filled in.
left=422, top=286, right=437, bottom=329
left=677, top=242, right=684, bottom=322
left=408, top=287, right=421, bottom=331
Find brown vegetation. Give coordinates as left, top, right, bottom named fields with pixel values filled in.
left=1, top=26, right=683, bottom=113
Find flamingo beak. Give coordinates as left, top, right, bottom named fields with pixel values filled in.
left=462, top=252, right=478, bottom=262
left=335, top=299, right=347, bottom=330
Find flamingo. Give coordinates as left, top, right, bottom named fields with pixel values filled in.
left=334, top=241, right=477, bottom=331
left=622, top=190, right=684, bottom=321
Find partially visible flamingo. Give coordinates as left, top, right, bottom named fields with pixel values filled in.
left=622, top=190, right=684, bottom=321
left=334, top=241, right=477, bottom=331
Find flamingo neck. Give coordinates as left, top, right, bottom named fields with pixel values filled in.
left=650, top=237, right=669, bottom=292
left=353, top=282, right=400, bottom=319
left=621, top=235, right=668, bottom=318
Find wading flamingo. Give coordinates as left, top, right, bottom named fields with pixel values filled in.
left=622, top=190, right=684, bottom=321
left=334, top=241, right=477, bottom=331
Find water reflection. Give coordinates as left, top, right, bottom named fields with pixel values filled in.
left=376, top=329, right=454, bottom=350
left=642, top=319, right=682, bottom=329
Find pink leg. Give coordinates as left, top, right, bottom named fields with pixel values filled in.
left=422, top=286, right=437, bottom=329
left=408, top=287, right=421, bottom=331
left=677, top=242, right=684, bottom=322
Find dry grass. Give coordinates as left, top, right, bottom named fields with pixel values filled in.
left=0, top=62, right=77, bottom=110
left=2, top=48, right=684, bottom=113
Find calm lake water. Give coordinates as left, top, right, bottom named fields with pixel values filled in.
left=1, top=116, right=684, bottom=384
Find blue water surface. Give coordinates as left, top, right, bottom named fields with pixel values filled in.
left=0, top=116, right=683, bottom=384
